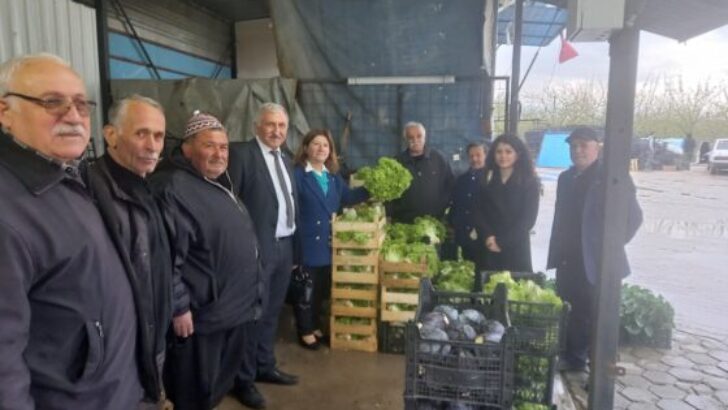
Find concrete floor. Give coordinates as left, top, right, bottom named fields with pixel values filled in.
left=218, top=308, right=405, bottom=410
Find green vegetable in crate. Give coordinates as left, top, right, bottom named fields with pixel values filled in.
left=381, top=240, right=439, bottom=273
left=356, top=157, right=412, bottom=202
left=515, top=403, right=550, bottom=410
left=435, top=250, right=475, bottom=292
left=484, top=271, right=563, bottom=308
left=335, top=231, right=372, bottom=245
left=385, top=223, right=415, bottom=242
left=412, top=216, right=447, bottom=245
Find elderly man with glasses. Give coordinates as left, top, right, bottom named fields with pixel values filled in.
left=0, top=53, right=147, bottom=409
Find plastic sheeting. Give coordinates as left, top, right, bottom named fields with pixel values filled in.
left=270, top=0, right=486, bottom=79
left=109, top=77, right=309, bottom=149
left=299, top=79, right=490, bottom=174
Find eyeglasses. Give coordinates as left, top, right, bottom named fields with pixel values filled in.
left=3, top=92, right=97, bottom=117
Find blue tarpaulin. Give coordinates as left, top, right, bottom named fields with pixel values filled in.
left=497, top=2, right=567, bottom=47
left=537, top=132, right=571, bottom=168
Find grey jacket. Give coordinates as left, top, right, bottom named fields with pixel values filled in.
left=0, top=131, right=143, bottom=410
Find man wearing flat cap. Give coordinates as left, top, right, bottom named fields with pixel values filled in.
left=149, top=112, right=263, bottom=410
left=547, top=127, right=643, bottom=372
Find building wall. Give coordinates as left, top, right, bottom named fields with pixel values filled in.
left=107, top=0, right=232, bottom=79
left=0, top=0, right=104, bottom=155
left=235, top=18, right=280, bottom=79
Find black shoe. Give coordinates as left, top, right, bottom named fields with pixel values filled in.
left=233, top=382, right=266, bottom=409
left=299, top=335, right=321, bottom=351
left=256, top=368, right=299, bottom=385
left=557, top=359, right=587, bottom=372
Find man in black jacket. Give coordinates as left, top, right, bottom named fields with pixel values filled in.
left=228, top=103, right=300, bottom=409
left=150, top=112, right=263, bottom=410
left=86, top=95, right=172, bottom=407
left=390, top=121, right=454, bottom=223
left=0, top=54, right=144, bottom=409
left=547, top=127, right=642, bottom=372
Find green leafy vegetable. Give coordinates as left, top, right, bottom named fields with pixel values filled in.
left=356, top=157, right=412, bottom=202
left=434, top=248, right=475, bottom=292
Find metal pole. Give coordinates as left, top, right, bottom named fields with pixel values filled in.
left=507, top=0, right=523, bottom=136
left=588, top=26, right=640, bottom=410
left=95, top=0, right=111, bottom=126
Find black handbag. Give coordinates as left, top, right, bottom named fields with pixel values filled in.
left=286, top=267, right=314, bottom=310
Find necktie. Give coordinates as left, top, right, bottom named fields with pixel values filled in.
left=271, top=150, right=294, bottom=228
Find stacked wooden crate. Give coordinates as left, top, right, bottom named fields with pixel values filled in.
left=377, top=259, right=429, bottom=354
left=330, top=212, right=385, bottom=352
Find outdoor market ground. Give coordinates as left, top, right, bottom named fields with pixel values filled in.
left=217, top=164, right=728, bottom=410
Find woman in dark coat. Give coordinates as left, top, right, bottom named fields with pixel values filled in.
left=292, top=129, right=368, bottom=349
left=476, top=134, right=540, bottom=272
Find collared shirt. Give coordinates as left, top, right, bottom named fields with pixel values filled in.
left=305, top=161, right=329, bottom=195
left=255, top=136, right=296, bottom=238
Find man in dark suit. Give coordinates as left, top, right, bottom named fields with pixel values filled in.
left=547, top=127, right=643, bottom=372
left=228, top=103, right=299, bottom=409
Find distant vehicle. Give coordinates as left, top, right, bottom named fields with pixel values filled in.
left=707, top=139, right=728, bottom=175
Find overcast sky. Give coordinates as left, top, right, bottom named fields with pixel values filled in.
left=495, top=25, right=728, bottom=94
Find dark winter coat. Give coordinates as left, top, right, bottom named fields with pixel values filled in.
left=547, top=162, right=643, bottom=284
left=0, top=131, right=143, bottom=410
left=294, top=165, right=369, bottom=267
left=476, top=171, right=540, bottom=272
left=87, top=154, right=173, bottom=402
left=149, top=152, right=263, bottom=333
left=390, top=147, right=454, bottom=223
left=448, top=168, right=488, bottom=251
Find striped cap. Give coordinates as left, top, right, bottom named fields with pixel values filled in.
left=184, top=110, right=225, bottom=139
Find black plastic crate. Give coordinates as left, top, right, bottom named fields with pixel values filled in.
left=379, top=321, right=407, bottom=354
left=508, top=301, right=569, bottom=356
left=513, top=353, right=557, bottom=407
left=404, top=279, right=515, bottom=409
left=473, top=271, right=547, bottom=292
left=475, top=271, right=569, bottom=356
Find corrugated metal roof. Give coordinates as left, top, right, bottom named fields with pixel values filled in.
left=497, top=2, right=567, bottom=47
left=1, top=0, right=104, bottom=154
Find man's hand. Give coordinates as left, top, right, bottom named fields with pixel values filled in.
left=173, top=311, right=194, bottom=338
left=485, top=236, right=501, bottom=253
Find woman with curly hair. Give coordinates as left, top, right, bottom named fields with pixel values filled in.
left=476, top=134, right=540, bottom=272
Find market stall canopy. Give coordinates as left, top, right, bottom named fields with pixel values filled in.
left=497, top=2, right=567, bottom=46
left=497, top=0, right=728, bottom=45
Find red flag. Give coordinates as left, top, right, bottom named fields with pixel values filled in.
left=559, top=32, right=578, bottom=63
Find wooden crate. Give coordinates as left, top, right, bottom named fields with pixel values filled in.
left=330, top=316, right=378, bottom=352
left=329, top=208, right=386, bottom=352
left=330, top=283, right=378, bottom=352
left=331, top=213, right=386, bottom=249
left=332, top=249, right=380, bottom=285
left=379, top=260, right=430, bottom=322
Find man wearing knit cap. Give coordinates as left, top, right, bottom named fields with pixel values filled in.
left=228, top=103, right=300, bottom=409
left=149, top=111, right=263, bottom=410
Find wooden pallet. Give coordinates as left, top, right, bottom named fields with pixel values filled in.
left=379, top=260, right=430, bottom=322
